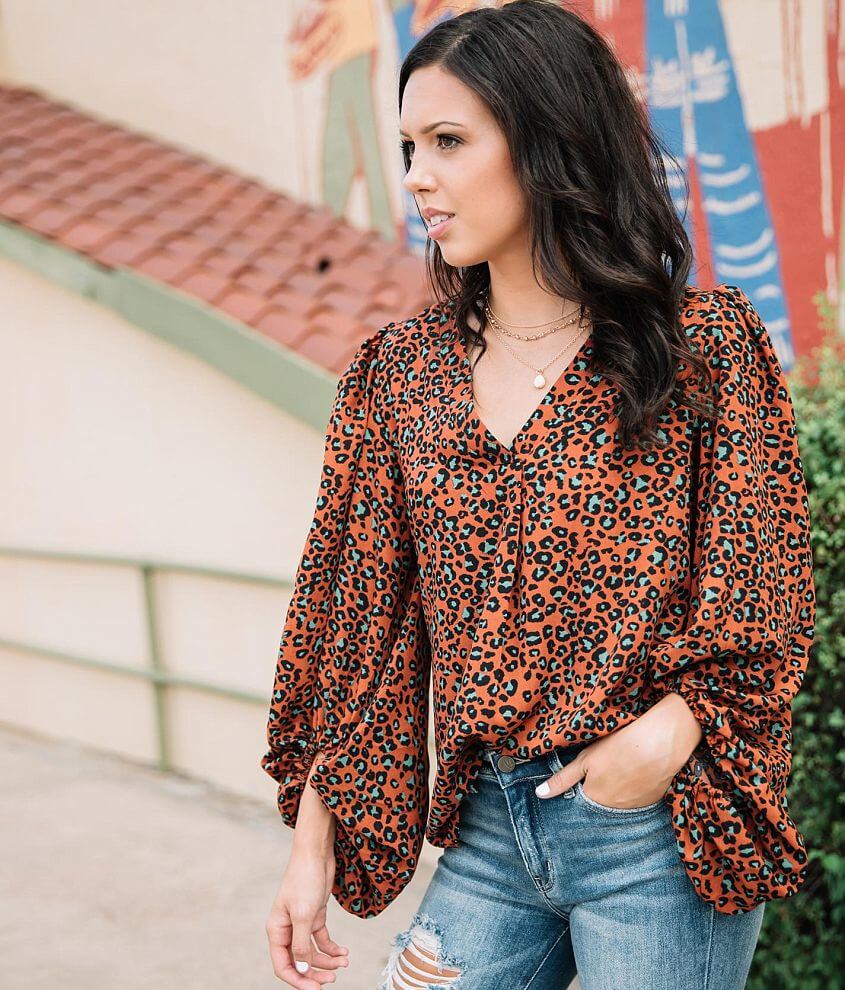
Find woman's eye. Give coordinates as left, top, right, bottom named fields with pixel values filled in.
left=399, top=134, right=461, bottom=158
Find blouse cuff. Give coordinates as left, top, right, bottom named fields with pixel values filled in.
left=649, top=671, right=809, bottom=913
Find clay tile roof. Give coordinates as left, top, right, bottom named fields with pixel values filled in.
left=0, top=83, right=435, bottom=375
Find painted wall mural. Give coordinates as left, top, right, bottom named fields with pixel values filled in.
left=288, top=0, right=845, bottom=369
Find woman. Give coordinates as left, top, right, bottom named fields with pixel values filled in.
left=261, top=3, right=817, bottom=988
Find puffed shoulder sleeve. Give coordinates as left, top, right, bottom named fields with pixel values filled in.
left=647, top=283, right=817, bottom=914
left=260, top=324, right=432, bottom=919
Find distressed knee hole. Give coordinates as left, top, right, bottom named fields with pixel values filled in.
left=378, top=918, right=464, bottom=990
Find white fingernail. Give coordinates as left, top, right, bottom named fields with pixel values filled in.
left=535, top=781, right=550, bottom=797
left=295, top=960, right=309, bottom=973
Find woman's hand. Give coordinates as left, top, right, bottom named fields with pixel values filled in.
left=266, top=759, right=349, bottom=988
left=535, top=692, right=703, bottom=808
left=265, top=849, right=350, bottom=988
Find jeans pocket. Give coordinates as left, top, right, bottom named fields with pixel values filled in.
left=575, top=780, right=667, bottom=815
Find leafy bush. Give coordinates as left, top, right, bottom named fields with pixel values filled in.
left=749, top=291, right=845, bottom=989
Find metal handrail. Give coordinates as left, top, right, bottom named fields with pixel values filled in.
left=0, top=544, right=293, bottom=772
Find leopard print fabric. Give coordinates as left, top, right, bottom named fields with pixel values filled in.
left=261, top=282, right=816, bottom=918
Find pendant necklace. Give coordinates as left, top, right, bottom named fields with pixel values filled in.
left=484, top=298, right=591, bottom=389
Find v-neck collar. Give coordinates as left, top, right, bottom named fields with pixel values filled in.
left=441, top=303, right=599, bottom=457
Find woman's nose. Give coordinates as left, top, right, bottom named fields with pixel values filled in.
left=403, top=172, right=430, bottom=196
left=402, top=159, right=433, bottom=195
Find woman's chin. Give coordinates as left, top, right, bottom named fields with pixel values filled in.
left=434, top=244, right=486, bottom=268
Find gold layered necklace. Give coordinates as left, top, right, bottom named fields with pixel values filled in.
left=483, top=294, right=591, bottom=389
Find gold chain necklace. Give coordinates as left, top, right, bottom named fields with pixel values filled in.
left=485, top=297, right=583, bottom=341
left=484, top=312, right=590, bottom=388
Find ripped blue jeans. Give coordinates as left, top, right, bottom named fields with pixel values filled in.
left=378, top=742, right=765, bottom=990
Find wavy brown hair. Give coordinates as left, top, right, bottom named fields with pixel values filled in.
left=398, top=0, right=715, bottom=451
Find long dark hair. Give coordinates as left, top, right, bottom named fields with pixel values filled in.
left=398, top=0, right=714, bottom=451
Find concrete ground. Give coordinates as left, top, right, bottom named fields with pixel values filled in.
left=2, top=724, right=579, bottom=989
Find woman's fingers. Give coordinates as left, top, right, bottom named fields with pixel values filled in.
left=267, top=929, right=324, bottom=989
left=279, top=959, right=334, bottom=988
left=266, top=858, right=346, bottom=987
left=312, top=923, right=350, bottom=966
left=289, top=921, right=352, bottom=983
left=291, top=920, right=332, bottom=981
left=268, top=918, right=341, bottom=987
left=535, top=756, right=587, bottom=798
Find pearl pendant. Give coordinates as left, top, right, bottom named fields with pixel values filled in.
left=533, top=372, right=546, bottom=389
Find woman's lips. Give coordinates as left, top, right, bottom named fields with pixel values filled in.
left=427, top=214, right=455, bottom=240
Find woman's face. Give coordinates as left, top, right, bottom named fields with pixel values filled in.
left=399, top=65, right=530, bottom=269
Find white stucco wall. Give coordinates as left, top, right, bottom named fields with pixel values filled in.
left=0, top=254, right=336, bottom=800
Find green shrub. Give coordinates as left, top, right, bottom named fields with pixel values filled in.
left=749, top=290, right=845, bottom=989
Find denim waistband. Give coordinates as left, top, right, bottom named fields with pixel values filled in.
left=479, top=740, right=590, bottom=765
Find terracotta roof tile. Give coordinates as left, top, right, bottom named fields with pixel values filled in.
left=0, top=188, right=51, bottom=221
left=299, top=331, right=361, bottom=374
left=61, top=219, right=121, bottom=254
left=200, top=249, right=251, bottom=278
left=215, top=287, right=274, bottom=325
left=361, top=304, right=411, bottom=330
left=253, top=306, right=308, bottom=348
left=160, top=233, right=215, bottom=262
left=25, top=201, right=84, bottom=237
left=91, top=203, right=147, bottom=226
left=174, top=267, right=232, bottom=305
left=286, top=269, right=344, bottom=299
left=265, top=287, right=325, bottom=320
left=319, top=287, right=376, bottom=320
left=94, top=235, right=157, bottom=268
left=234, top=265, right=292, bottom=297
left=248, top=247, right=302, bottom=276
left=308, top=307, right=372, bottom=343
left=133, top=249, right=200, bottom=284
left=0, top=82, right=435, bottom=381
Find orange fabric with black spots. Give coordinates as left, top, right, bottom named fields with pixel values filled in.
left=261, top=283, right=816, bottom=919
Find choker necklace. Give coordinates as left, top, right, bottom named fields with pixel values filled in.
left=485, top=303, right=583, bottom=341
left=485, top=294, right=586, bottom=341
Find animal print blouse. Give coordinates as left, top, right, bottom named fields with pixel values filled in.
left=261, top=283, right=816, bottom=919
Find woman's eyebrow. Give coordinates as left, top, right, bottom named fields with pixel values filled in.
left=399, top=120, right=466, bottom=137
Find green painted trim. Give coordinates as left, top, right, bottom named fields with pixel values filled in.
left=0, top=218, right=338, bottom=432
left=142, top=565, right=170, bottom=772
left=108, top=268, right=338, bottom=433
left=0, top=218, right=110, bottom=299
left=0, top=635, right=266, bottom=706
left=0, top=544, right=292, bottom=590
